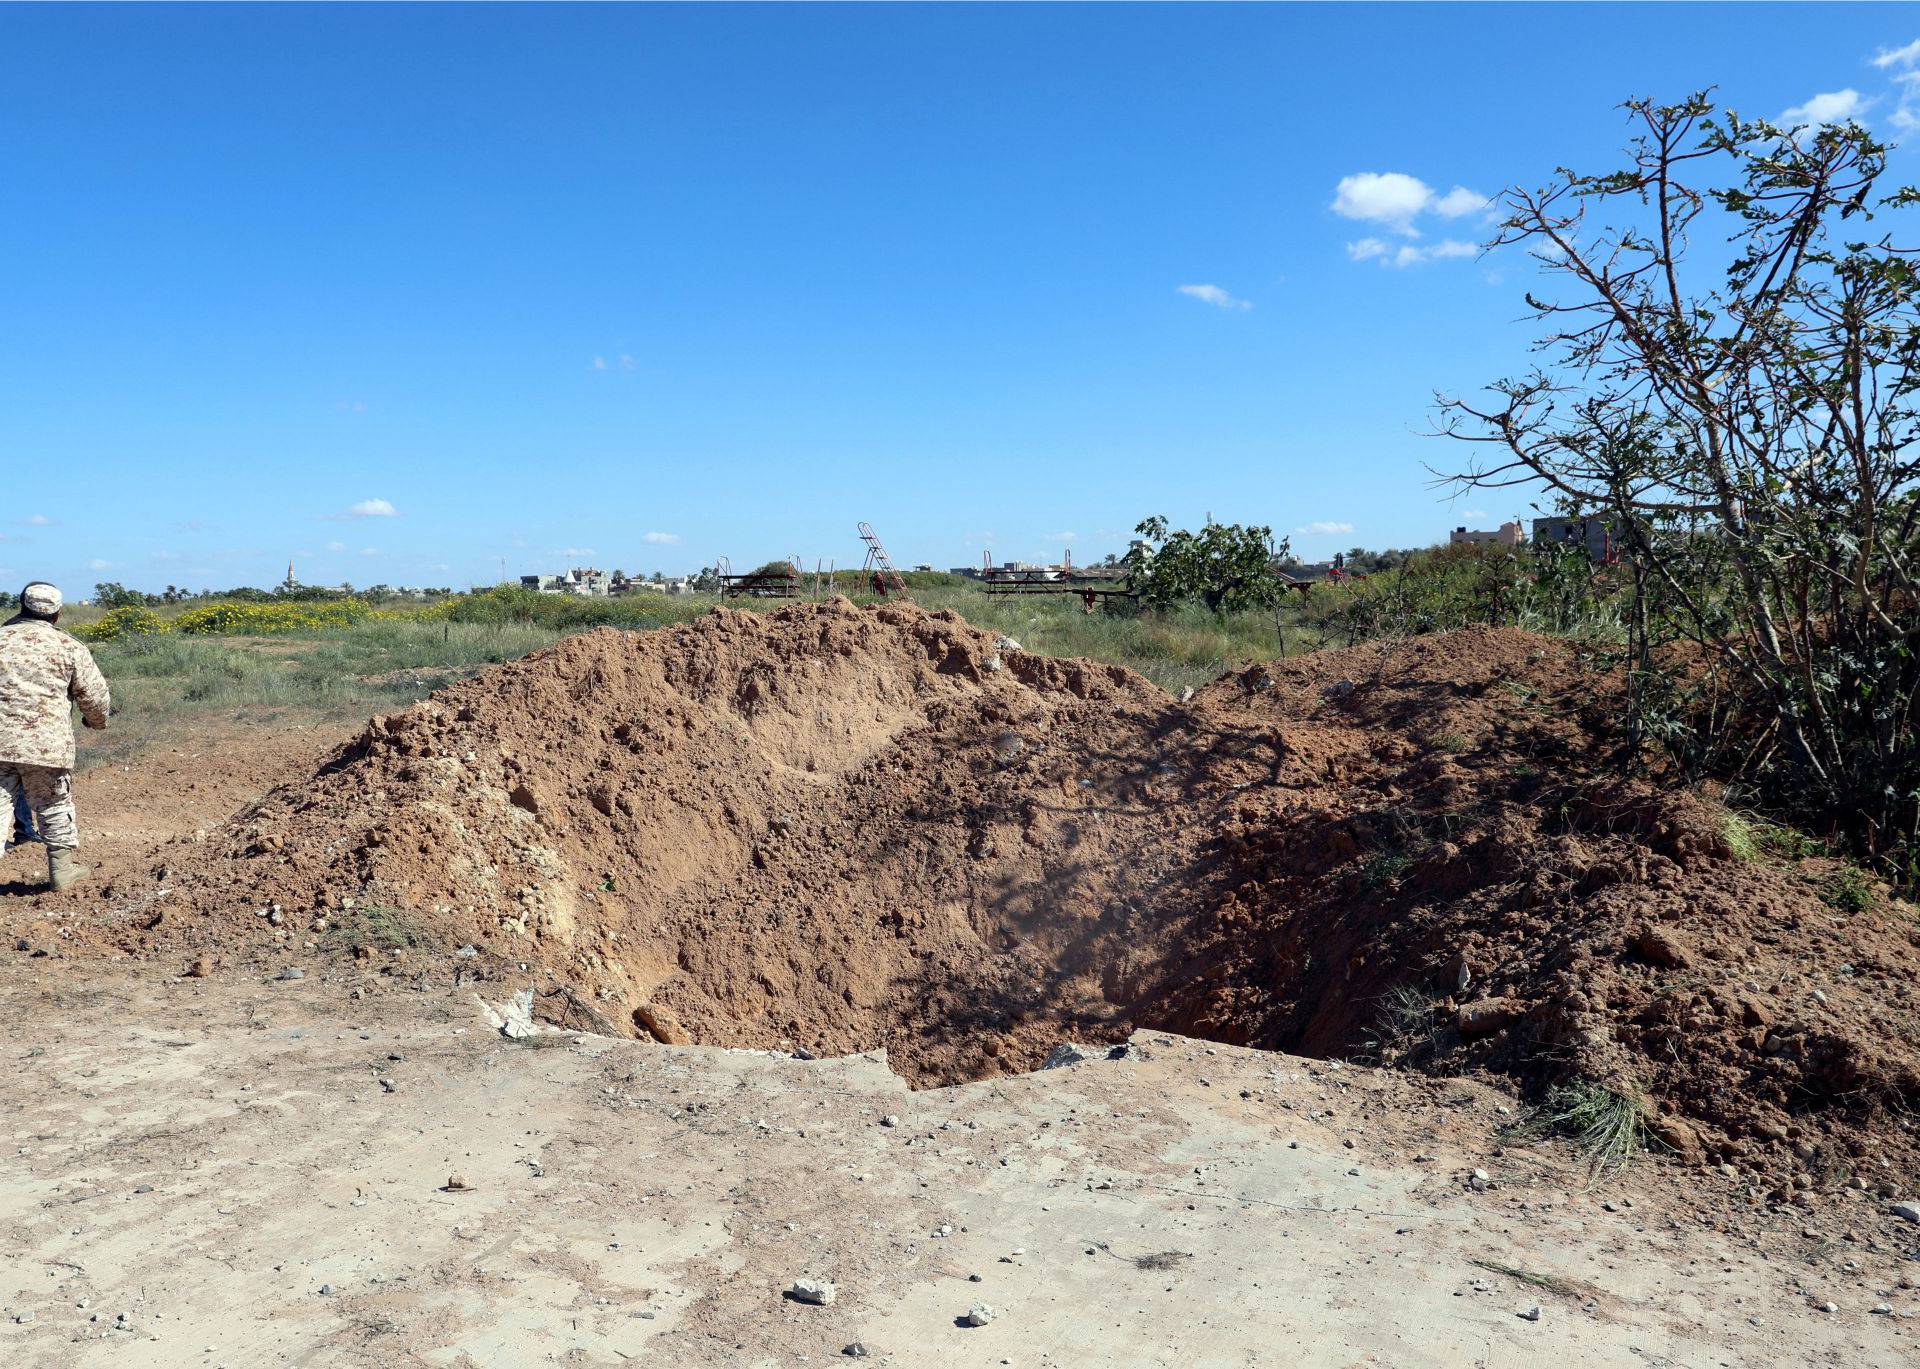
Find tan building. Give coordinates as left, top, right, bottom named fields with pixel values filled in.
left=1449, top=521, right=1528, bottom=548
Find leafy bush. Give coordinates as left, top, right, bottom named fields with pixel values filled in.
left=1439, top=93, right=1920, bottom=886
left=75, top=605, right=166, bottom=643
left=1126, top=516, right=1290, bottom=614
left=170, top=599, right=383, bottom=635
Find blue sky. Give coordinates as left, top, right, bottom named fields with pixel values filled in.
left=3, top=4, right=1917, bottom=593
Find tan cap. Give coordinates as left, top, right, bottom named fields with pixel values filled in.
left=20, top=583, right=62, bottom=616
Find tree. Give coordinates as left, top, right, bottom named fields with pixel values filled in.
left=1438, top=93, right=1920, bottom=875
left=1125, top=516, right=1291, bottom=614
left=94, top=582, right=152, bottom=609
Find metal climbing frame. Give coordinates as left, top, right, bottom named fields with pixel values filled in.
left=857, top=522, right=909, bottom=597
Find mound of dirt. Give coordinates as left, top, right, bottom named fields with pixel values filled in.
left=138, top=600, right=1920, bottom=1198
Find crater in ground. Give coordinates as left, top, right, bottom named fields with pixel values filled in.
left=136, top=599, right=1920, bottom=1193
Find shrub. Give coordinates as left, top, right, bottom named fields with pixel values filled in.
left=170, top=599, right=382, bottom=635
left=75, top=605, right=166, bottom=643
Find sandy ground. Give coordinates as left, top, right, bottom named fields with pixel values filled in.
left=0, top=657, right=1915, bottom=1366
left=0, top=961, right=1913, bottom=1368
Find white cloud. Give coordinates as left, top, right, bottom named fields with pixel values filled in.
left=359, top=547, right=380, bottom=558
left=24, top=514, right=53, bottom=527
left=556, top=547, right=595, bottom=558
left=1434, top=185, right=1492, bottom=219
left=1897, top=83, right=1920, bottom=134
left=86, top=558, right=115, bottom=572
left=1335, top=174, right=1489, bottom=266
left=1462, top=509, right=1490, bottom=519
left=1332, top=172, right=1435, bottom=235
left=1045, top=531, right=1078, bottom=542
left=1352, top=238, right=1479, bottom=269
left=1294, top=521, right=1355, bottom=537
left=592, top=355, right=637, bottom=372
left=1879, top=42, right=1920, bottom=132
left=335, top=400, right=367, bottom=414
left=1780, top=89, right=1870, bottom=126
left=1177, top=283, right=1252, bottom=311
left=346, top=498, right=399, bottom=518
left=642, top=531, right=680, bottom=545
left=149, top=550, right=181, bottom=562
left=1872, top=39, right=1920, bottom=68
left=326, top=540, right=347, bottom=553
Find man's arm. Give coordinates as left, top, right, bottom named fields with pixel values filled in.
left=69, top=643, right=111, bottom=730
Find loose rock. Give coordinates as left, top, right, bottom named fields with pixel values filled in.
left=787, top=1280, right=837, bottom=1306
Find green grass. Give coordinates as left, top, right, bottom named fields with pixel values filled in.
left=1361, top=984, right=1443, bottom=1064
left=1822, top=866, right=1874, bottom=913
left=1511, top=1082, right=1658, bottom=1174
left=1723, top=811, right=1828, bottom=863
left=1467, top=1259, right=1578, bottom=1298
left=77, top=619, right=561, bottom=770
left=319, top=903, right=427, bottom=955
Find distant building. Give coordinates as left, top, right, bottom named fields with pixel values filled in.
left=1532, top=516, right=1614, bottom=561
left=1449, top=521, right=1528, bottom=548
left=521, top=567, right=612, bottom=596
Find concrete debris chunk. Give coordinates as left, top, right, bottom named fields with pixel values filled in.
left=1041, top=1042, right=1132, bottom=1070
left=962, top=1303, right=997, bottom=1326
left=787, top=1280, right=836, bottom=1306
left=476, top=988, right=542, bottom=1039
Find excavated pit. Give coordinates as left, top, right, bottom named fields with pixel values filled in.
left=147, top=599, right=1920, bottom=1192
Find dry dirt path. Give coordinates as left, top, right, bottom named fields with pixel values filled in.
left=0, top=963, right=1911, bottom=1368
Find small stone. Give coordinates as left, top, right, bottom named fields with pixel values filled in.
left=880, top=1115, right=900, bottom=1128
left=1518, top=1306, right=1541, bottom=1322
left=318, top=1284, right=335, bottom=1296
left=1889, top=1200, right=1920, bottom=1224
left=456, top=944, right=478, bottom=958
left=275, top=966, right=304, bottom=981
left=444, top=1175, right=472, bottom=1192
left=379, top=1078, right=397, bottom=1094
left=1819, top=1301, right=1838, bottom=1314
left=963, top=1303, right=998, bottom=1327
left=133, top=1184, right=154, bottom=1194
left=1871, top=1303, right=1893, bottom=1316
left=14, top=1311, right=34, bottom=1324
left=844, top=1345, right=870, bottom=1359
left=787, top=1280, right=836, bottom=1306
left=184, top=959, right=209, bottom=978
left=968, top=1273, right=983, bottom=1283
left=1469, top=1169, right=1491, bottom=1191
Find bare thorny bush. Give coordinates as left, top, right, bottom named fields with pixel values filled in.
left=1437, top=93, right=1920, bottom=887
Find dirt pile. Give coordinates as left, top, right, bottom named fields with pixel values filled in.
left=141, top=600, right=1920, bottom=1195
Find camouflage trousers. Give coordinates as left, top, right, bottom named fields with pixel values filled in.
left=0, top=763, right=77, bottom=852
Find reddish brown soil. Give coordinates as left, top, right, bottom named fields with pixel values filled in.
left=20, top=599, right=1920, bottom=1202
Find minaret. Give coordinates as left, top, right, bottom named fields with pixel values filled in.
left=283, top=559, right=297, bottom=591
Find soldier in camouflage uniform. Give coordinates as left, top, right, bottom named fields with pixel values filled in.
left=0, top=583, right=110, bottom=891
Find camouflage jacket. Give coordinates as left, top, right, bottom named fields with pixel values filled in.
left=0, top=616, right=111, bottom=769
